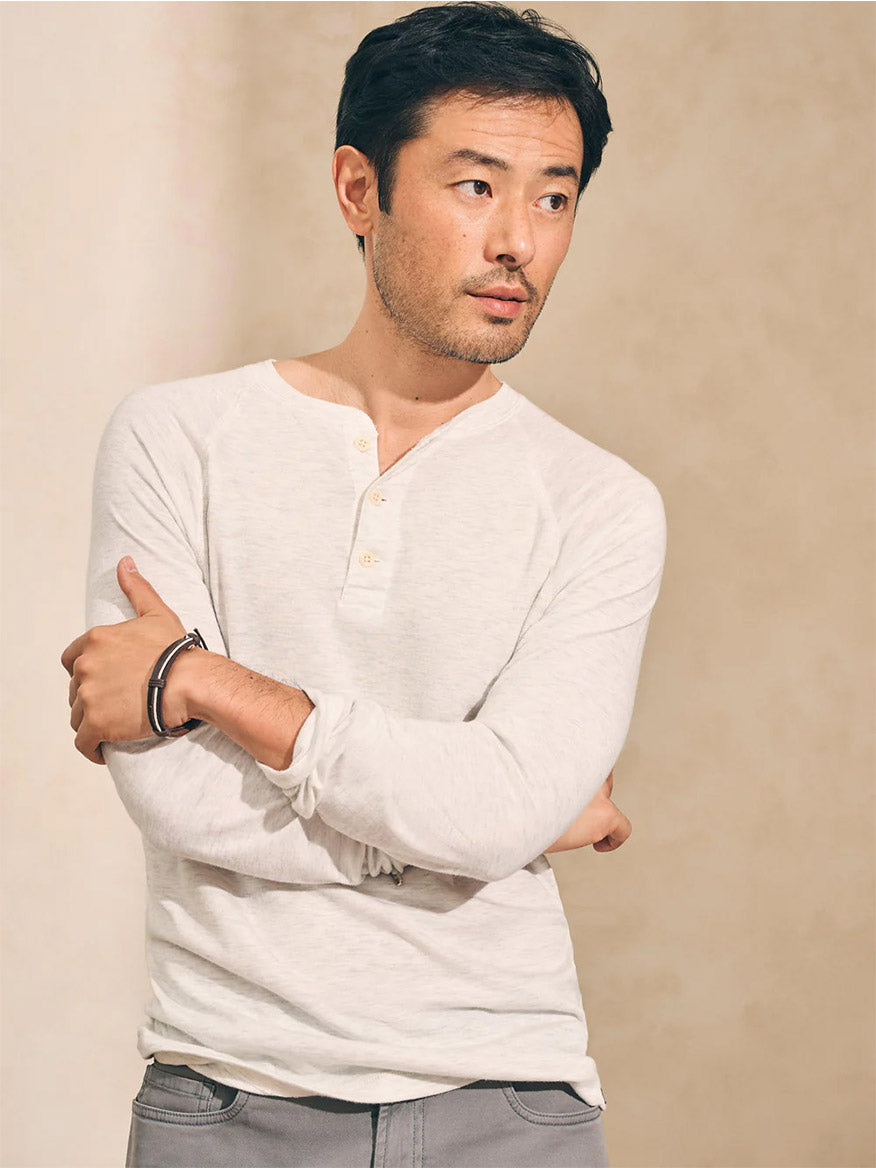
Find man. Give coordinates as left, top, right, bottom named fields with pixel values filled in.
left=61, top=4, right=665, bottom=1165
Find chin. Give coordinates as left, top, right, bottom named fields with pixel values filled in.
left=473, top=323, right=532, bottom=364
left=448, top=335, right=532, bottom=365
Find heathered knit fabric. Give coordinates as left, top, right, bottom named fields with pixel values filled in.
left=86, top=358, right=666, bottom=1107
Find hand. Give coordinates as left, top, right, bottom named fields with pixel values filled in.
left=60, top=557, right=187, bottom=764
left=543, top=771, right=632, bottom=854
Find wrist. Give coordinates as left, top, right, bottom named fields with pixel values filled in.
left=159, top=645, right=215, bottom=727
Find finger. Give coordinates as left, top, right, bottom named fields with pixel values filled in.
left=117, top=556, right=168, bottom=619
left=593, top=834, right=623, bottom=852
left=593, top=812, right=632, bottom=852
left=68, top=673, right=78, bottom=708
left=60, top=634, right=89, bottom=676
left=70, top=693, right=84, bottom=732
left=74, top=722, right=106, bottom=766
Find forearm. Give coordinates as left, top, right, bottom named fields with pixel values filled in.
left=102, top=730, right=393, bottom=885
left=154, top=584, right=659, bottom=884
left=96, top=638, right=386, bottom=884
left=169, top=648, right=315, bottom=772
left=165, top=649, right=616, bottom=867
left=95, top=643, right=392, bottom=885
left=276, top=692, right=626, bottom=881
left=96, top=579, right=652, bottom=884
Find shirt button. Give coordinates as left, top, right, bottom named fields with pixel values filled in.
left=369, top=489, right=384, bottom=506
left=353, top=436, right=371, bottom=452
left=358, top=551, right=377, bottom=567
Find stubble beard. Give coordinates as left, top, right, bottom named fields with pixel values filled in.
left=371, top=231, right=548, bottom=366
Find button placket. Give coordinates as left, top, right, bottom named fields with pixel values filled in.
left=345, top=421, right=379, bottom=494
left=353, top=496, right=386, bottom=577
left=341, top=419, right=387, bottom=613
left=348, top=425, right=382, bottom=581
left=339, top=414, right=441, bottom=618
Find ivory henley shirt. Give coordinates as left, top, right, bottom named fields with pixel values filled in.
left=85, top=357, right=666, bottom=1109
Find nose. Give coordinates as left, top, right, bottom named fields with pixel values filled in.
left=484, top=198, right=535, bottom=271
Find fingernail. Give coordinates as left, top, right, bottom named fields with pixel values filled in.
left=122, top=556, right=137, bottom=572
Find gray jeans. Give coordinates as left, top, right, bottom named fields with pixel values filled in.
left=126, top=1059, right=609, bottom=1167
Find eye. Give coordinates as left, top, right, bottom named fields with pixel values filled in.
left=537, top=193, right=569, bottom=212
left=457, top=179, right=491, bottom=197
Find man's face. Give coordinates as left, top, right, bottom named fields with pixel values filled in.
left=368, top=90, right=584, bottom=366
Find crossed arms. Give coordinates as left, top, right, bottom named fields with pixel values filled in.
left=62, top=395, right=665, bottom=885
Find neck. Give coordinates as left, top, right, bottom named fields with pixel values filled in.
left=298, top=295, right=503, bottom=436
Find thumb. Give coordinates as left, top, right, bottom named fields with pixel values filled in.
left=117, top=556, right=166, bottom=617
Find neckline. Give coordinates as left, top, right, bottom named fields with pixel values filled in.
left=253, top=358, right=520, bottom=439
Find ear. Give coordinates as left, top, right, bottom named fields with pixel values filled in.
left=332, top=145, right=378, bottom=243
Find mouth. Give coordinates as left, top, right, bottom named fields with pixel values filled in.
left=467, top=289, right=529, bottom=319
left=470, top=287, right=528, bottom=302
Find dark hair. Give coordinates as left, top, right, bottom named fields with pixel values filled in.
left=335, top=2, right=612, bottom=254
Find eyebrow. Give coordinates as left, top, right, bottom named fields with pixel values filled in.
left=444, top=148, right=580, bottom=185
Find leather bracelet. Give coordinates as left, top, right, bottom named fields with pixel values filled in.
left=147, top=629, right=208, bottom=738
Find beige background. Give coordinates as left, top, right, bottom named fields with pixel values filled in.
left=1, top=3, right=873, bottom=1166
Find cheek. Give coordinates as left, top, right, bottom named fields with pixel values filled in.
left=557, top=220, right=576, bottom=260
left=538, top=228, right=573, bottom=281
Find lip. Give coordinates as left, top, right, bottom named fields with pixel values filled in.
left=470, top=287, right=528, bottom=302
left=467, top=289, right=528, bottom=319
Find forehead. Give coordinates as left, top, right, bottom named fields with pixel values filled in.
left=408, top=90, right=583, bottom=174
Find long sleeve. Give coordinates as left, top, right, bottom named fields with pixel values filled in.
left=259, top=473, right=667, bottom=883
left=85, top=389, right=400, bottom=886
left=85, top=360, right=658, bottom=1105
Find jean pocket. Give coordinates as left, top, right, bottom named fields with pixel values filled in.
left=502, top=1081, right=603, bottom=1126
left=132, top=1062, right=248, bottom=1126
